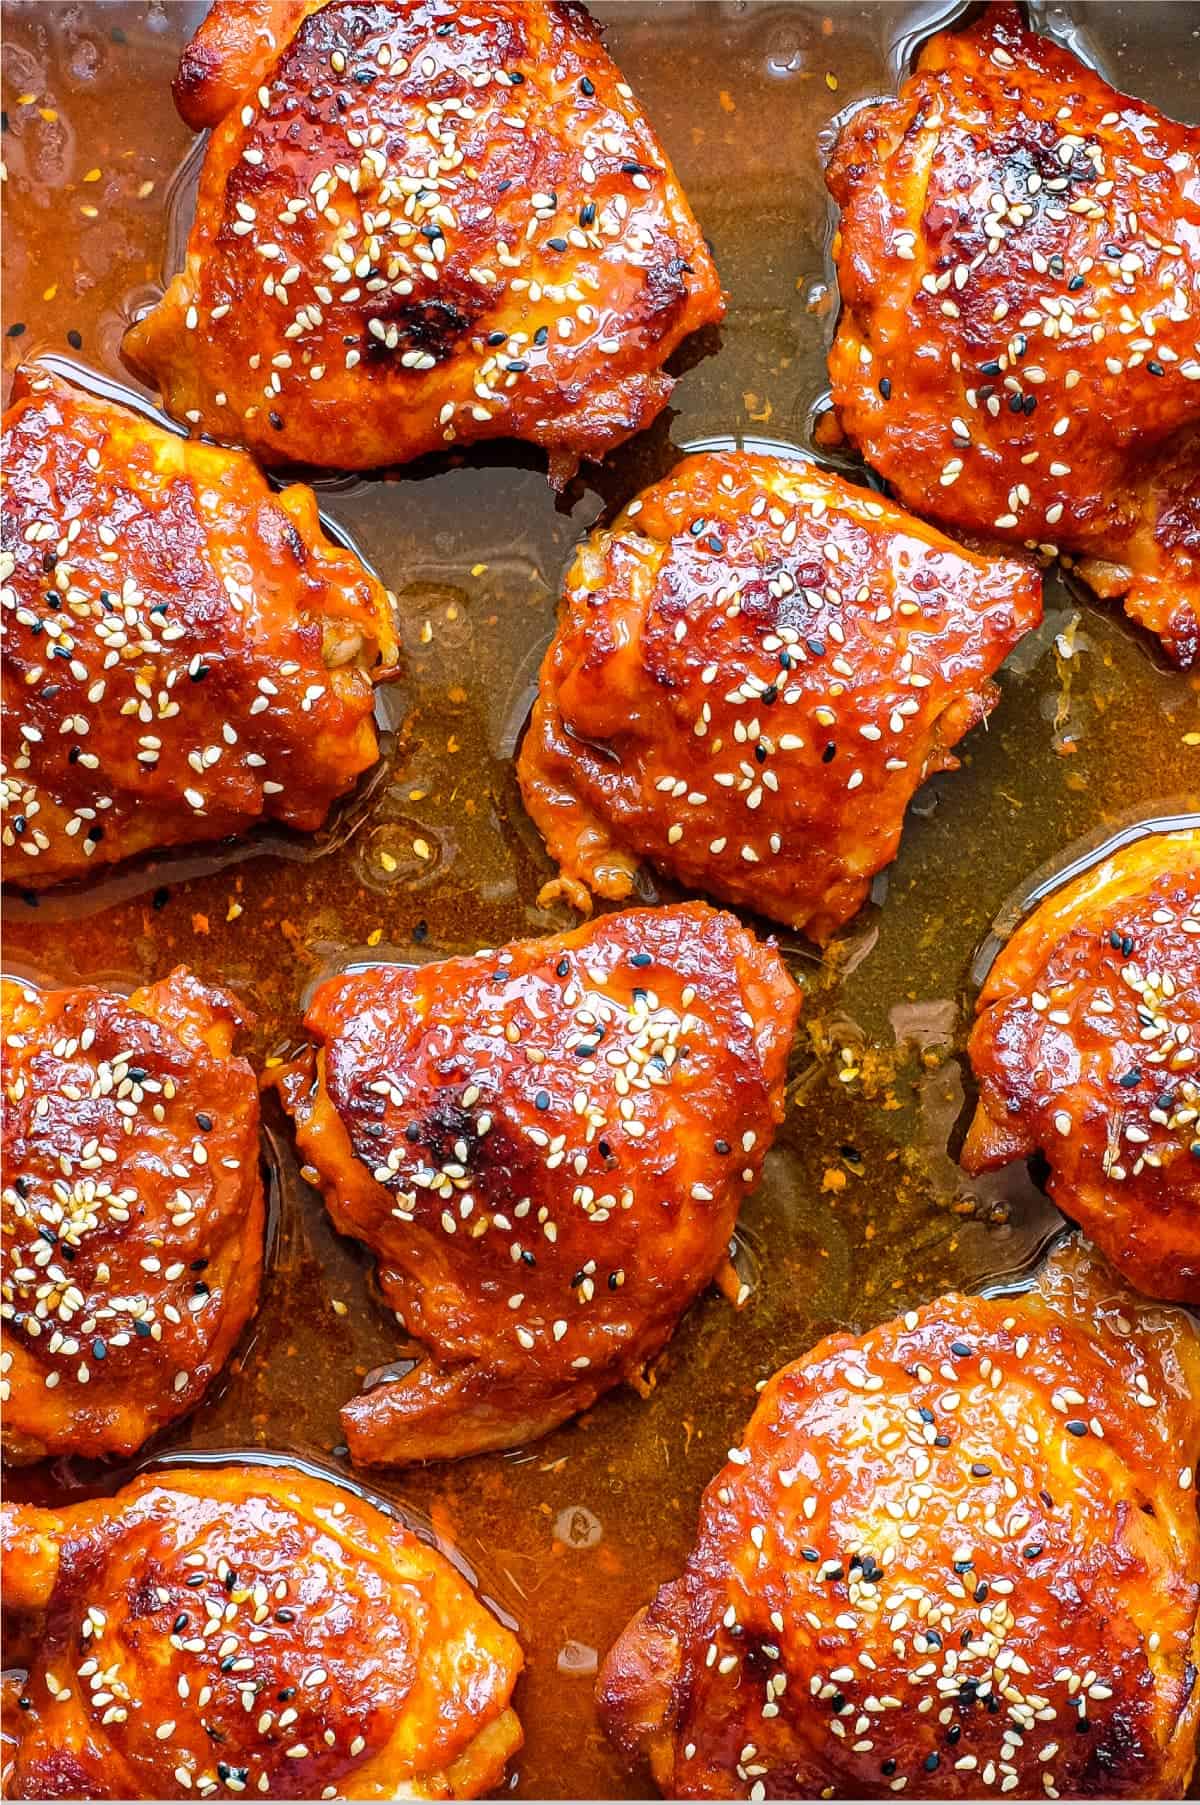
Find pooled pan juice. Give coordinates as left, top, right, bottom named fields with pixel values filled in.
left=2, top=2, right=1199, bottom=1798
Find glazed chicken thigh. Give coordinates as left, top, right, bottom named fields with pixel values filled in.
left=599, top=1239, right=1200, bottom=1799
left=1, top=372, right=398, bottom=888
left=825, top=4, right=1200, bottom=665
left=123, top=0, right=724, bottom=480
left=518, top=452, right=1042, bottom=942
left=963, top=827, right=1200, bottom=1303
left=1, top=968, right=264, bottom=1464
left=277, top=903, right=799, bottom=1463
left=1, top=1463, right=523, bottom=1799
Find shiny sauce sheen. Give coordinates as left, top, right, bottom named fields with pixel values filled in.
left=2, top=2, right=1198, bottom=1797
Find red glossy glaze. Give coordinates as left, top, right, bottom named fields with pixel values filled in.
left=825, top=4, right=1200, bottom=665
left=1, top=1463, right=523, bottom=1798
left=0, top=371, right=399, bottom=889
left=518, top=451, right=1042, bottom=941
left=276, top=902, right=800, bottom=1463
left=963, top=827, right=1200, bottom=1302
left=123, top=0, right=725, bottom=479
left=1, top=967, right=264, bottom=1464
left=599, top=1239, right=1200, bottom=1799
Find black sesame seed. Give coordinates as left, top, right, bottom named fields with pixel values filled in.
left=821, top=742, right=837, bottom=764
left=579, top=202, right=595, bottom=226
left=630, top=952, right=651, bottom=968
left=974, top=1581, right=988, bottom=1602
left=67, top=329, right=83, bottom=350
left=196, top=1111, right=214, bottom=1131
left=950, top=1341, right=973, bottom=1358
left=881, top=1759, right=896, bottom=1777
left=172, top=1613, right=188, bottom=1633
left=878, top=376, right=891, bottom=399
left=535, top=1090, right=550, bottom=1111
left=269, top=410, right=284, bottom=430
left=580, top=75, right=595, bottom=95
left=970, top=1462, right=991, bottom=1477
left=533, top=325, right=549, bottom=346
left=545, top=237, right=567, bottom=253
left=91, top=1337, right=107, bottom=1360
left=925, top=1753, right=940, bottom=1772
left=1148, top=361, right=1164, bottom=377
left=6, top=321, right=26, bottom=339
left=1066, top=1419, right=1088, bottom=1437
left=1117, top=1068, right=1141, bottom=1088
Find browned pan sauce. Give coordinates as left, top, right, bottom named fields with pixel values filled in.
left=2, top=3, right=1198, bottom=1796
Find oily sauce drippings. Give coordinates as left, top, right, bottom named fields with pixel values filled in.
left=2, top=3, right=1198, bottom=1796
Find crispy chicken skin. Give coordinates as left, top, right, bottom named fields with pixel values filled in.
left=825, top=4, right=1200, bottom=666
left=122, top=0, right=724, bottom=480
left=1, top=967, right=264, bottom=1465
left=962, top=828, right=1200, bottom=1303
left=1, top=1463, right=523, bottom=1799
left=517, top=452, right=1042, bottom=942
left=1, top=372, right=398, bottom=888
left=598, top=1238, right=1200, bottom=1799
left=275, top=903, right=799, bottom=1464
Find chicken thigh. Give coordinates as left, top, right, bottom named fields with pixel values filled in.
left=2, top=1462, right=523, bottom=1799
left=518, top=451, right=1042, bottom=941
left=1, top=967, right=264, bottom=1464
left=599, top=1238, right=1200, bottom=1799
left=123, top=0, right=724, bottom=480
left=962, top=826, right=1200, bottom=1303
left=825, top=4, right=1200, bottom=665
left=276, top=902, right=799, bottom=1463
left=1, top=372, right=398, bottom=888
